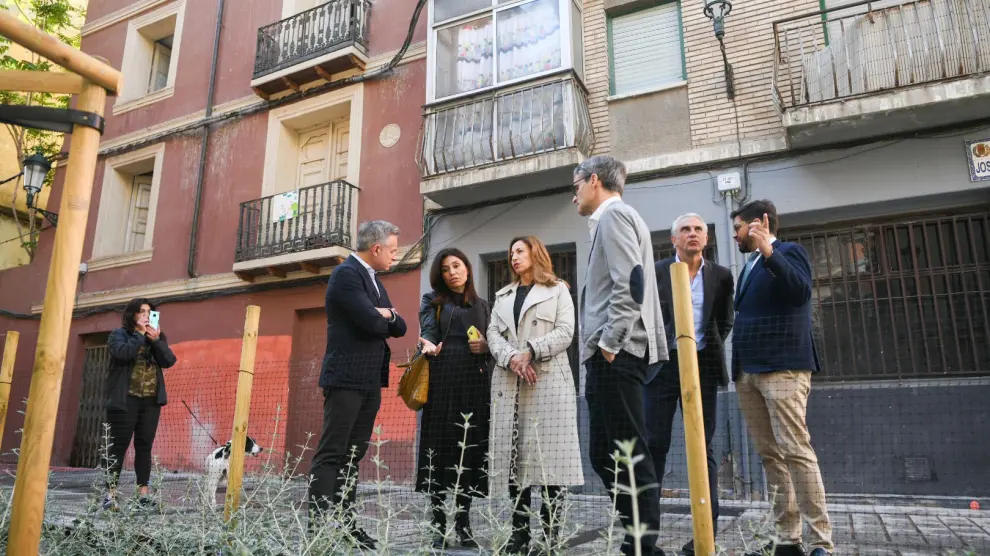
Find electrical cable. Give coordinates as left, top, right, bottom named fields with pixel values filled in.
left=0, top=172, right=23, bottom=186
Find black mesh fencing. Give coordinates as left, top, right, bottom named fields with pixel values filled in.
left=1, top=304, right=988, bottom=555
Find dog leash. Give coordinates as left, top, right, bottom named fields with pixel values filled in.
left=181, top=400, right=219, bottom=446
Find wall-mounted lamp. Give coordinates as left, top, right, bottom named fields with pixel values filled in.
left=21, top=152, right=58, bottom=227
left=703, top=0, right=736, bottom=99
left=0, top=102, right=105, bottom=229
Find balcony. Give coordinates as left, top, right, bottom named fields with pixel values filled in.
left=251, top=0, right=370, bottom=99
left=418, top=73, right=594, bottom=208
left=233, top=180, right=358, bottom=281
left=772, top=0, right=990, bottom=148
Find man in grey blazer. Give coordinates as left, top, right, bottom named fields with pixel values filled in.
left=574, top=155, right=668, bottom=556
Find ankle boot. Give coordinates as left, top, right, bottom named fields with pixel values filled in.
left=430, top=494, right=447, bottom=548
left=506, top=507, right=531, bottom=555
left=454, top=506, right=478, bottom=548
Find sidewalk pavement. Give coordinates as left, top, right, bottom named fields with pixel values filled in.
left=5, top=470, right=987, bottom=555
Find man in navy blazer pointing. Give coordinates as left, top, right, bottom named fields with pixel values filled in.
left=730, top=200, right=834, bottom=556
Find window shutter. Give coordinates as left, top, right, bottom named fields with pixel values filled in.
left=150, top=42, right=171, bottom=93
left=126, top=176, right=153, bottom=253
left=611, top=3, right=684, bottom=95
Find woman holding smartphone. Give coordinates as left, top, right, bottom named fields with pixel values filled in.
left=102, top=297, right=177, bottom=510
left=416, top=247, right=492, bottom=549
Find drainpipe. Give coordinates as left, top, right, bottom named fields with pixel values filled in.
left=187, top=0, right=225, bottom=277
left=722, top=190, right=753, bottom=500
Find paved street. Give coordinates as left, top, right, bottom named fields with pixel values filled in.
left=5, top=470, right=988, bottom=555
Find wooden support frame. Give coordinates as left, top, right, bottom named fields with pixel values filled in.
left=0, top=11, right=121, bottom=94
left=2, top=9, right=122, bottom=554
left=0, top=70, right=85, bottom=94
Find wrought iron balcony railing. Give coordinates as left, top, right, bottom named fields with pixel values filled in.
left=253, top=0, right=371, bottom=79
left=772, top=0, right=990, bottom=110
left=418, top=73, right=594, bottom=177
left=235, top=180, right=357, bottom=263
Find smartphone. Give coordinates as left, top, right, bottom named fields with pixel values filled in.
left=148, top=311, right=160, bottom=330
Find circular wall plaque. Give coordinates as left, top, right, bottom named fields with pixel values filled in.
left=379, top=124, right=401, bottom=148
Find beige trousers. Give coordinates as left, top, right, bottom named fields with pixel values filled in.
left=737, top=370, right=834, bottom=550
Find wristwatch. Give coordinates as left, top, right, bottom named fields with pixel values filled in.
left=387, top=309, right=397, bottom=323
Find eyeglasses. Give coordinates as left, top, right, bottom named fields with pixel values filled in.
left=572, top=177, right=585, bottom=195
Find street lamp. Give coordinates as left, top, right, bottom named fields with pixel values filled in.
left=22, top=151, right=51, bottom=208
left=703, top=0, right=735, bottom=99
left=21, top=151, right=58, bottom=227
left=703, top=0, right=732, bottom=38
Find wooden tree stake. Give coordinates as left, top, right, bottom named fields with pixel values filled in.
left=8, top=79, right=107, bottom=555
left=225, top=305, right=261, bottom=521
left=0, top=331, right=19, bottom=452
left=670, top=261, right=717, bottom=556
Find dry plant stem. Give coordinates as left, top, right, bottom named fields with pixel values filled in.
left=616, top=440, right=646, bottom=556
left=451, top=412, right=473, bottom=534
left=371, top=424, right=393, bottom=555
left=603, top=449, right=623, bottom=555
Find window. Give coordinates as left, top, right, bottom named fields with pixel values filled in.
left=781, top=209, right=990, bottom=381
left=148, top=37, right=173, bottom=94
left=608, top=3, right=685, bottom=96
left=429, top=0, right=583, bottom=102
left=90, top=144, right=166, bottom=269
left=116, top=1, right=185, bottom=112
left=125, top=174, right=153, bottom=253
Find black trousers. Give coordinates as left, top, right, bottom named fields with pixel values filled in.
left=429, top=491, right=473, bottom=532
left=644, top=348, right=721, bottom=535
left=104, top=395, right=161, bottom=489
left=308, top=387, right=381, bottom=523
left=586, top=350, right=662, bottom=556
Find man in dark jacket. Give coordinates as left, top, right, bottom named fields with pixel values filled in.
left=731, top=200, right=833, bottom=556
left=308, top=220, right=407, bottom=549
left=647, top=213, right=733, bottom=556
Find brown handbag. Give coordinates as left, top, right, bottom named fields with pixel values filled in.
left=397, top=305, right=450, bottom=411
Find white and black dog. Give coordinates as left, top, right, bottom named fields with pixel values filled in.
left=202, top=436, right=263, bottom=505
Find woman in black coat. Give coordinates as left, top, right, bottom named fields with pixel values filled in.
left=102, top=298, right=176, bottom=510
left=415, top=247, right=492, bottom=549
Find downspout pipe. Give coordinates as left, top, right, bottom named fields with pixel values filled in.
left=188, top=0, right=225, bottom=278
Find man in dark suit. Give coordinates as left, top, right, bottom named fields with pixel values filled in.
left=647, top=213, right=733, bottom=556
left=730, top=200, right=833, bottom=556
left=309, top=220, right=407, bottom=549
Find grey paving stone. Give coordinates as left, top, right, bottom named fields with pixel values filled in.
left=851, top=512, right=891, bottom=543
left=910, top=515, right=965, bottom=549
left=879, top=514, right=928, bottom=547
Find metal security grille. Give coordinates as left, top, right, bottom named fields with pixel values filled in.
left=70, top=342, right=111, bottom=468
left=781, top=209, right=990, bottom=380
left=487, top=249, right=580, bottom=387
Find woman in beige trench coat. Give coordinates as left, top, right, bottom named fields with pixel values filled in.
left=487, top=236, right=584, bottom=555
